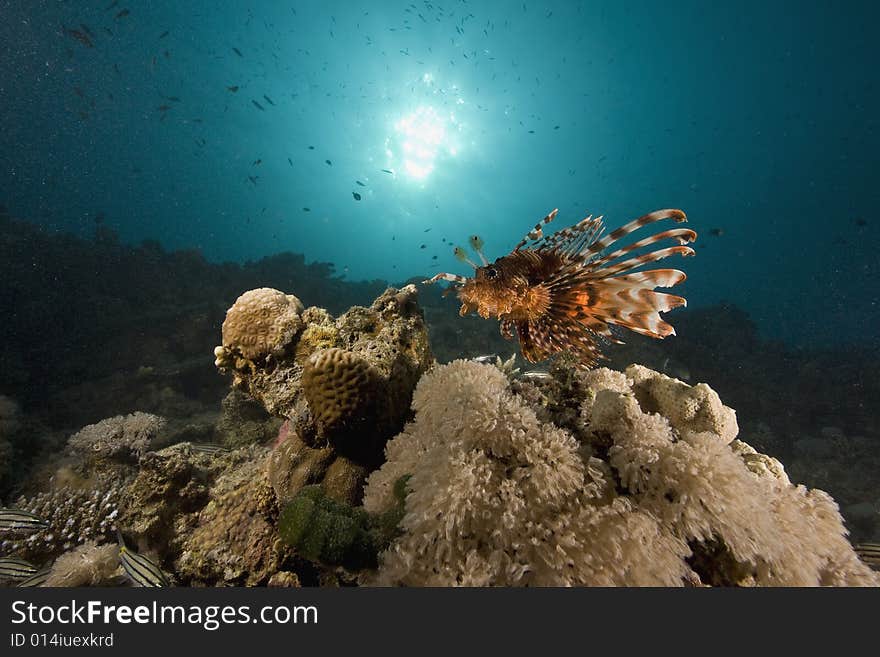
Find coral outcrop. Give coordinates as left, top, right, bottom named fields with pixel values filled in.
left=363, top=360, right=878, bottom=586
left=215, top=286, right=431, bottom=453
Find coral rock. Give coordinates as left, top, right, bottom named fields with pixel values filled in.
left=217, top=288, right=305, bottom=371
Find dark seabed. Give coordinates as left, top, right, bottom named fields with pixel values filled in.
left=0, top=1, right=877, bottom=587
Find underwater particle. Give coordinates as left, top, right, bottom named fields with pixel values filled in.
left=302, top=207, right=310, bottom=212
left=419, top=244, right=426, bottom=249
left=709, top=227, right=724, bottom=236
left=308, top=145, right=315, bottom=149
left=252, top=99, right=265, bottom=111
left=528, top=129, right=535, bottom=134
left=432, top=255, right=438, bottom=260
left=288, top=157, right=293, bottom=166
left=325, top=159, right=332, bottom=166
left=352, top=192, right=361, bottom=201
left=855, top=218, right=867, bottom=227
left=232, top=46, right=243, bottom=57
left=115, top=9, right=130, bottom=20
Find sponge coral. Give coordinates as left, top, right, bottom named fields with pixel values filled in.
left=363, top=360, right=878, bottom=586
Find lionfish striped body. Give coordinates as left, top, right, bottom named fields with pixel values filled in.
left=424, top=208, right=696, bottom=366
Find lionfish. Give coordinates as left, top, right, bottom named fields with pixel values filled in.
left=424, top=208, right=696, bottom=366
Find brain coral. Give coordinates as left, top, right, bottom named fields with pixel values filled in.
left=302, top=348, right=375, bottom=436
left=363, top=360, right=878, bottom=587
left=220, top=288, right=305, bottom=362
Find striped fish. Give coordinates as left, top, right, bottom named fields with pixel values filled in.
left=520, top=370, right=552, bottom=380
left=117, top=529, right=170, bottom=587
left=188, top=442, right=229, bottom=456
left=0, top=557, right=38, bottom=580
left=0, top=508, right=49, bottom=533
left=16, top=566, right=52, bottom=587
left=855, top=543, right=880, bottom=570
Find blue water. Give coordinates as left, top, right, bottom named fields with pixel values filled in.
left=1, top=0, right=876, bottom=346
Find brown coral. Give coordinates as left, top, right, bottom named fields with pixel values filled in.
left=302, top=348, right=375, bottom=436
left=219, top=288, right=304, bottom=362
left=175, top=461, right=285, bottom=586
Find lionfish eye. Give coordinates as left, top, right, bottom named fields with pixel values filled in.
left=484, top=267, right=498, bottom=279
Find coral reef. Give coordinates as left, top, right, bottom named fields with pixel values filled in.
left=363, top=360, right=878, bottom=586
left=216, top=284, right=433, bottom=470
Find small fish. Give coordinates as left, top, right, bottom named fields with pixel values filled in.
left=308, top=145, right=315, bottom=150
left=65, top=27, right=94, bottom=48
left=117, top=529, right=170, bottom=587
left=352, top=192, right=361, bottom=201
left=288, top=157, right=293, bottom=166
left=159, top=30, right=169, bottom=39
left=855, top=543, right=880, bottom=570
left=424, top=227, right=432, bottom=232
left=432, top=255, right=438, bottom=260
left=16, top=567, right=52, bottom=587
left=263, top=94, right=275, bottom=106
left=325, top=159, right=332, bottom=166
left=163, top=95, right=181, bottom=102
left=105, top=0, right=119, bottom=10
left=855, top=218, right=867, bottom=227
left=302, top=207, right=311, bottom=212
left=0, top=557, right=38, bottom=580
left=709, top=228, right=724, bottom=237
left=420, top=244, right=427, bottom=249
left=251, top=99, right=265, bottom=111
left=115, top=9, right=130, bottom=19
left=226, top=85, right=239, bottom=93
left=232, top=47, right=243, bottom=57
left=80, top=24, right=95, bottom=38
left=424, top=208, right=695, bottom=366
left=156, top=104, right=171, bottom=112
left=188, top=443, right=229, bottom=456
left=247, top=175, right=258, bottom=185
left=355, top=180, right=365, bottom=186
left=252, top=158, right=262, bottom=166
left=0, top=508, right=49, bottom=532
left=381, top=168, right=393, bottom=174
left=471, top=354, right=499, bottom=363
left=521, top=370, right=552, bottom=380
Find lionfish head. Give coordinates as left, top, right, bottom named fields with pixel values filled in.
left=457, top=262, right=523, bottom=319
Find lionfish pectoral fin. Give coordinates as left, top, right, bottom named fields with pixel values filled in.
left=575, top=268, right=690, bottom=340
